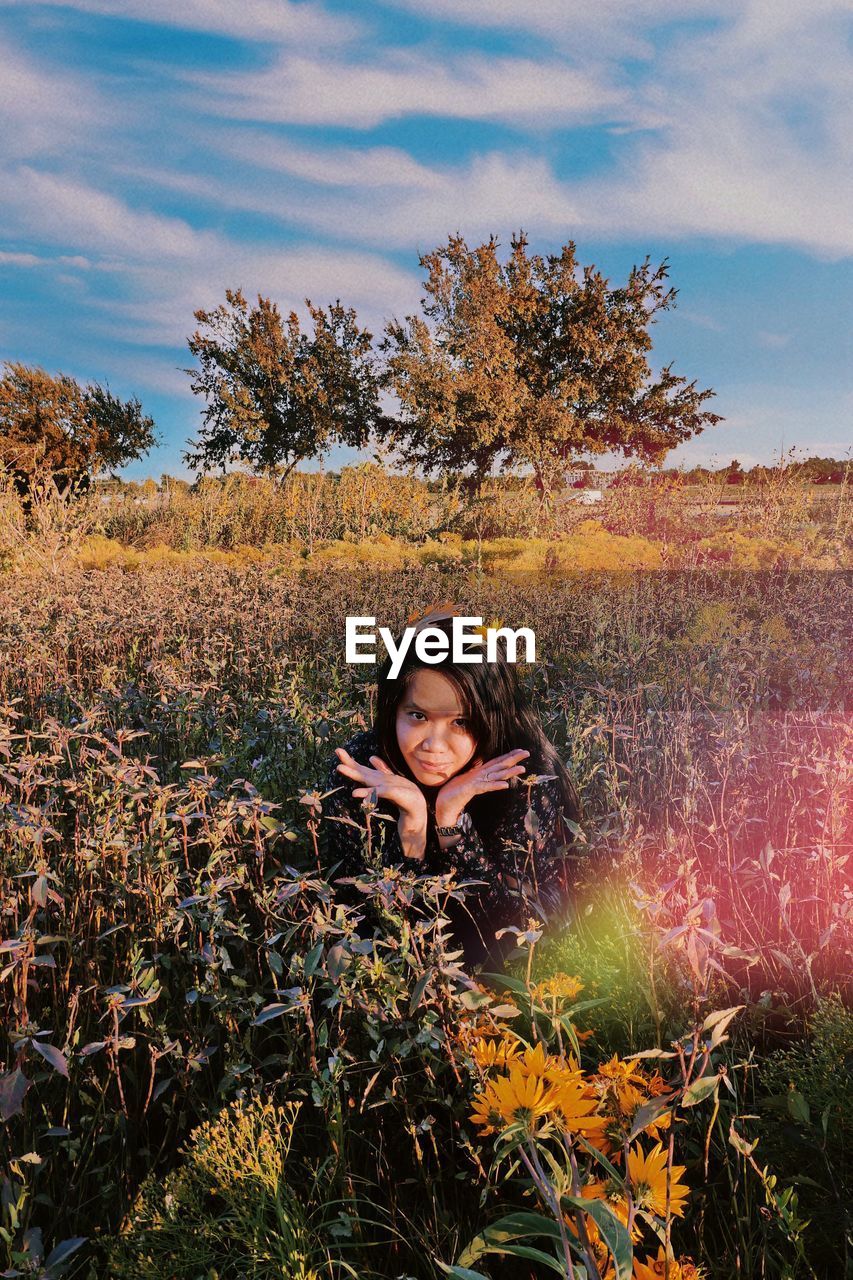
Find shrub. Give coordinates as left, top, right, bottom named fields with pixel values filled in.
left=107, top=1098, right=326, bottom=1279
left=755, top=997, right=853, bottom=1272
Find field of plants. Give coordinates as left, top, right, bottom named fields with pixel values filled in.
left=0, top=473, right=851, bottom=1279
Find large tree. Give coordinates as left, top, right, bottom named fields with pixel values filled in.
left=185, top=289, right=384, bottom=478
left=382, top=233, right=722, bottom=496
left=0, top=362, right=157, bottom=491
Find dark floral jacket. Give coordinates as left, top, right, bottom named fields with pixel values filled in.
left=322, top=728, right=572, bottom=927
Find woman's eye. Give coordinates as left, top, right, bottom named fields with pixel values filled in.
left=454, top=718, right=470, bottom=729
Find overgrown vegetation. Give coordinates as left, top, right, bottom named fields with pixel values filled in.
left=0, top=560, right=849, bottom=1277
left=1, top=460, right=850, bottom=574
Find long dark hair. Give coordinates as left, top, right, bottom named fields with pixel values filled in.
left=372, top=615, right=581, bottom=842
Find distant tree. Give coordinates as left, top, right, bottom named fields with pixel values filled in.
left=382, top=233, right=722, bottom=497
left=795, top=455, right=847, bottom=484
left=726, top=458, right=745, bottom=485
left=0, top=362, right=157, bottom=493
left=185, top=289, right=384, bottom=478
left=684, top=466, right=714, bottom=484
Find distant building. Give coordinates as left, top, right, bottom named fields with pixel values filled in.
left=563, top=468, right=612, bottom=488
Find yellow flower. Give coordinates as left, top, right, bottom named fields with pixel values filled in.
left=598, top=1054, right=647, bottom=1092
left=633, top=1247, right=703, bottom=1279
left=575, top=1179, right=641, bottom=1245
left=490, top=1066, right=563, bottom=1130
left=512, top=1041, right=578, bottom=1081
left=471, top=1035, right=520, bottom=1070
left=531, top=973, right=585, bottom=1003
left=646, top=1071, right=669, bottom=1097
left=513, top=1041, right=552, bottom=1076
left=469, top=1081, right=505, bottom=1136
left=627, top=1143, right=689, bottom=1219
left=561, top=1217, right=617, bottom=1280
left=552, top=1077, right=607, bottom=1137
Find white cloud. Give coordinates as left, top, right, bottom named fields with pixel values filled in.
left=0, top=36, right=96, bottom=161
left=190, top=51, right=627, bottom=128
left=215, top=134, right=444, bottom=192
left=575, top=3, right=853, bottom=256
left=110, top=243, right=418, bottom=349
left=117, top=147, right=584, bottom=253
left=381, top=0, right=744, bottom=55
left=0, top=250, right=42, bottom=266
left=2, top=167, right=214, bottom=259
left=0, top=249, right=94, bottom=268
left=0, top=0, right=354, bottom=45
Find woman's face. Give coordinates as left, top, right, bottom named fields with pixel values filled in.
left=395, top=668, right=479, bottom=787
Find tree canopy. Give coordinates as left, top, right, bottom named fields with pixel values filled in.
left=0, top=362, right=157, bottom=491
left=381, top=233, right=722, bottom=495
left=185, top=289, right=384, bottom=478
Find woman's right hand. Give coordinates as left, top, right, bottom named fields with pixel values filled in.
left=434, top=748, right=530, bottom=827
left=334, top=748, right=429, bottom=852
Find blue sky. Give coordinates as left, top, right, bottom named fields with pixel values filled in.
left=1, top=0, right=851, bottom=479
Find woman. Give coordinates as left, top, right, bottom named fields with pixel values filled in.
left=322, top=609, right=582, bottom=966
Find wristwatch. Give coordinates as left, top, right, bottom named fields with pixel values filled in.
left=434, top=817, right=463, bottom=838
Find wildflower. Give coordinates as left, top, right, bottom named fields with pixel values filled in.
left=627, top=1143, right=689, bottom=1219
left=552, top=1077, right=608, bottom=1137
left=597, top=1054, right=647, bottom=1096
left=579, top=1179, right=640, bottom=1242
left=592, top=1058, right=672, bottom=1146
left=561, top=1216, right=617, bottom=1280
left=531, top=972, right=584, bottom=1003
left=469, top=1081, right=505, bottom=1136
left=470, top=1067, right=562, bottom=1134
left=633, top=1247, right=703, bottom=1279
left=513, top=1041, right=583, bottom=1084
left=470, top=1035, right=520, bottom=1070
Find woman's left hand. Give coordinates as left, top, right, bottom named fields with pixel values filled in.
left=434, top=749, right=530, bottom=827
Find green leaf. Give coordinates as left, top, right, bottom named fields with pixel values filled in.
left=326, top=942, right=351, bottom=984
left=628, top=1096, right=674, bottom=1141
left=490, top=1003, right=521, bottom=1018
left=786, top=1089, right=810, bottom=1125
left=703, top=1005, right=744, bottom=1047
left=458, top=1210, right=564, bottom=1269
left=252, top=1001, right=297, bottom=1026
left=44, top=1236, right=87, bottom=1272
left=438, top=1265, right=487, bottom=1280
left=303, top=942, right=324, bottom=977
left=682, top=1073, right=720, bottom=1107
left=30, top=1040, right=69, bottom=1079
left=575, top=1133, right=624, bottom=1185
left=480, top=972, right=530, bottom=997
left=409, top=971, right=432, bottom=1015
left=558, top=1014, right=581, bottom=1059
left=702, top=1004, right=744, bottom=1033
left=626, top=1048, right=677, bottom=1061
left=458, top=990, right=492, bottom=1011
left=551, top=996, right=608, bottom=1018
left=488, top=1243, right=569, bottom=1275
left=563, top=1194, right=633, bottom=1280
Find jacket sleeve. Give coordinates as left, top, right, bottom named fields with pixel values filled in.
left=433, top=776, right=569, bottom=922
